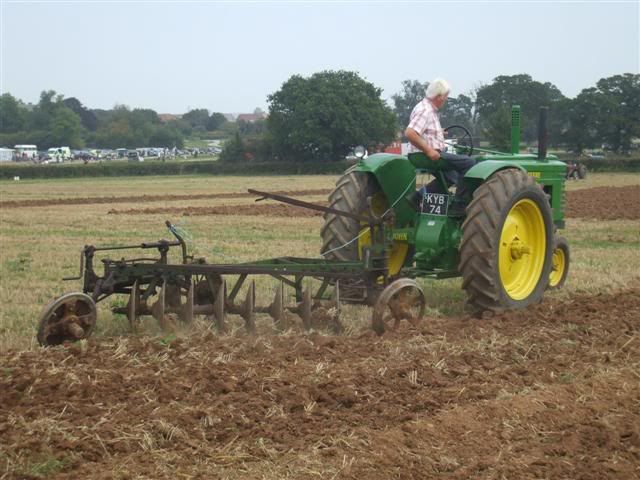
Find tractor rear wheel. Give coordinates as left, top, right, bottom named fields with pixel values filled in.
left=320, top=168, right=410, bottom=277
left=459, top=169, right=554, bottom=314
left=578, top=164, right=587, bottom=179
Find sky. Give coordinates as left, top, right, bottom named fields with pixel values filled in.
left=1, top=1, right=638, bottom=114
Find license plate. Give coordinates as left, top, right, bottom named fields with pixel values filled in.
left=421, top=193, right=449, bottom=215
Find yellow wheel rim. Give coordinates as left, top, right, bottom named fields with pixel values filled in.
left=499, top=199, right=547, bottom=300
left=548, top=245, right=566, bottom=287
left=357, top=192, right=409, bottom=276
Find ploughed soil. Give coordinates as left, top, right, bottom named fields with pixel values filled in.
left=564, top=185, right=640, bottom=220
left=0, top=189, right=332, bottom=209
left=2, top=287, right=639, bottom=479
left=104, top=185, right=640, bottom=220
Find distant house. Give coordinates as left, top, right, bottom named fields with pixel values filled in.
left=158, top=113, right=182, bottom=123
left=236, top=113, right=267, bottom=123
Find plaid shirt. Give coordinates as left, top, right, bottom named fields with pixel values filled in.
left=407, top=98, right=445, bottom=153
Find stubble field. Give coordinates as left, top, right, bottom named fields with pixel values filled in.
left=1, top=172, right=639, bottom=479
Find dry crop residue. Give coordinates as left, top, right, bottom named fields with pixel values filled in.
left=2, top=288, right=639, bottom=479
left=104, top=185, right=640, bottom=220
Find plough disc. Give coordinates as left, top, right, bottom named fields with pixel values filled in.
left=37, top=292, right=97, bottom=346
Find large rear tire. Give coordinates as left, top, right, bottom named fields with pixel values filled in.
left=459, top=169, right=554, bottom=314
left=320, top=168, right=410, bottom=277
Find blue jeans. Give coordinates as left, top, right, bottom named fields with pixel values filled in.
left=420, top=151, right=476, bottom=201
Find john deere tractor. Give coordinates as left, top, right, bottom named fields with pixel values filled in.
left=321, top=106, right=570, bottom=321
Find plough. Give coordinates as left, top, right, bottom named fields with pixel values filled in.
left=36, top=190, right=426, bottom=346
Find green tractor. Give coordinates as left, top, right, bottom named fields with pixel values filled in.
left=321, top=106, right=570, bottom=328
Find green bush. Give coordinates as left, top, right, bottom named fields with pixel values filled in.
left=0, top=159, right=352, bottom=179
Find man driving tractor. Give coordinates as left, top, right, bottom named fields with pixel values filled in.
left=405, top=78, right=477, bottom=215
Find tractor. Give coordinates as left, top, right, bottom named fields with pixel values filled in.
left=320, top=105, right=570, bottom=330
left=35, top=106, right=570, bottom=346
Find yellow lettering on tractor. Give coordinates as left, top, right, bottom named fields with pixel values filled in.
left=393, top=232, right=408, bottom=241
left=528, top=171, right=541, bottom=178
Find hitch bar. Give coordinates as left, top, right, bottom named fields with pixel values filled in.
left=248, top=189, right=381, bottom=224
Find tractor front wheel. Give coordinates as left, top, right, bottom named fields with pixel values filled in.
left=459, top=169, right=554, bottom=314
left=548, top=236, right=570, bottom=290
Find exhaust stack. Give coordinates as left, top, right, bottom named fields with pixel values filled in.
left=537, top=106, right=549, bottom=161
left=511, top=105, right=521, bottom=154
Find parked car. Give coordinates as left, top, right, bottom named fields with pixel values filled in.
left=97, top=150, right=113, bottom=160
left=586, top=151, right=605, bottom=159
left=73, top=150, right=94, bottom=161
left=127, top=150, right=144, bottom=162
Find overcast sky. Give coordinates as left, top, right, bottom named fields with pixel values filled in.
left=1, top=1, right=638, bottom=114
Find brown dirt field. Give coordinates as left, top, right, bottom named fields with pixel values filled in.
left=104, top=185, right=640, bottom=220
left=2, top=287, right=639, bottom=479
left=0, top=189, right=332, bottom=209
left=565, top=185, right=640, bottom=220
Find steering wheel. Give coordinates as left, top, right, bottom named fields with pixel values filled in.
left=444, top=125, right=474, bottom=156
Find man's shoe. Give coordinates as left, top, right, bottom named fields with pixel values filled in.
left=448, top=201, right=468, bottom=216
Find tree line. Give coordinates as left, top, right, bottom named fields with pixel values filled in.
left=0, top=91, right=232, bottom=150
left=1, top=72, right=637, bottom=160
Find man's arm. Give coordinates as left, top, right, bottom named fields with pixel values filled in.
left=404, top=127, right=440, bottom=161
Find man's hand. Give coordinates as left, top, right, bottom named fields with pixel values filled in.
left=427, top=148, right=440, bottom=161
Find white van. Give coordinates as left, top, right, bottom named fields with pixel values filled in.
left=47, top=147, right=72, bottom=162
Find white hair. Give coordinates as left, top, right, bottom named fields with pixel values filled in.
left=425, top=78, right=451, bottom=99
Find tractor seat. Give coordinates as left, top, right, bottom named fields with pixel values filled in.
left=407, top=152, right=452, bottom=195
left=407, top=152, right=450, bottom=172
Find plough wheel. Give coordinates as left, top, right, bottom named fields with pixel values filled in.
left=37, top=292, right=97, bottom=346
left=372, top=279, right=425, bottom=335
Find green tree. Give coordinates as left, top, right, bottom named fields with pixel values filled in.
left=207, top=112, right=227, bottom=131
left=219, top=131, right=245, bottom=163
left=149, top=125, right=184, bottom=148
left=267, top=70, right=397, bottom=162
left=560, top=74, right=639, bottom=153
left=0, top=93, right=27, bottom=133
left=391, top=80, right=427, bottom=130
left=63, top=97, right=98, bottom=131
left=475, top=74, right=566, bottom=145
left=440, top=94, right=474, bottom=129
left=50, top=107, right=84, bottom=148
left=182, top=108, right=210, bottom=131
left=483, top=107, right=512, bottom=151
left=592, top=74, right=639, bottom=152
left=238, top=119, right=266, bottom=136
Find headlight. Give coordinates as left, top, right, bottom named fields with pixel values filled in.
left=354, top=145, right=366, bottom=158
